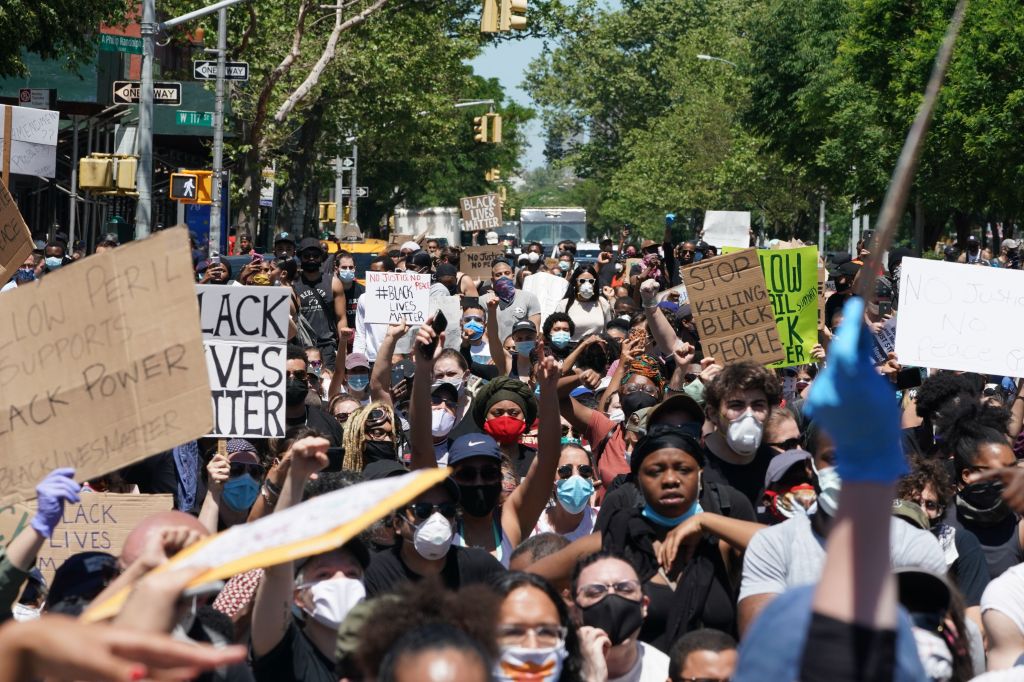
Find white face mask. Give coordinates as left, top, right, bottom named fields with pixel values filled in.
left=431, top=408, right=456, bottom=438
left=725, top=409, right=763, bottom=457
left=607, top=408, right=624, bottom=423
left=578, top=282, right=595, bottom=299
left=494, top=644, right=567, bottom=682
left=299, top=576, right=366, bottom=629
left=814, top=464, right=842, bottom=516
left=12, top=603, right=41, bottom=622
left=441, top=376, right=465, bottom=394
left=528, top=252, right=540, bottom=263
left=413, top=512, right=454, bottom=560
left=614, top=262, right=623, bottom=273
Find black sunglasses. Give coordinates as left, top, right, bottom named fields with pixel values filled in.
left=229, top=462, right=262, bottom=478
left=454, top=464, right=502, bottom=483
left=406, top=502, right=459, bottom=520
left=431, top=394, right=458, bottom=410
left=766, top=437, right=802, bottom=451
left=557, top=463, right=593, bottom=479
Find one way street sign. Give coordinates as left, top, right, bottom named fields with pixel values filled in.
left=193, top=61, right=250, bottom=81
left=340, top=187, right=369, bottom=198
left=112, top=80, right=181, bottom=105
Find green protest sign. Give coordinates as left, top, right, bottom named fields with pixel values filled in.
left=723, top=246, right=818, bottom=367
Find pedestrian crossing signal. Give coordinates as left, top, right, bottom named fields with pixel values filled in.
left=170, top=170, right=212, bottom=204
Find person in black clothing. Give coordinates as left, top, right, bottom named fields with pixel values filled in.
left=284, top=344, right=344, bottom=446
left=293, top=238, right=346, bottom=370
left=335, top=251, right=363, bottom=332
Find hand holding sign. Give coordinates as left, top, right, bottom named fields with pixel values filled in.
left=207, top=452, right=230, bottom=490
left=31, top=468, right=80, bottom=539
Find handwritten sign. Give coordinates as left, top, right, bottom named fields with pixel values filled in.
left=463, top=245, right=505, bottom=280
left=0, top=493, right=173, bottom=583
left=0, top=228, right=212, bottom=505
left=702, top=211, right=750, bottom=249
left=0, top=106, right=60, bottom=178
left=682, top=248, right=784, bottom=365
left=0, top=181, right=33, bottom=282
left=459, top=194, right=502, bottom=232
left=872, top=316, right=898, bottom=365
left=523, top=271, right=568, bottom=323
left=197, top=286, right=290, bottom=438
left=85, top=467, right=452, bottom=621
left=894, top=257, right=1024, bottom=376
left=364, top=271, right=431, bottom=325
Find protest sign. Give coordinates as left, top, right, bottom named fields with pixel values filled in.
left=682, top=249, right=784, bottom=365
left=388, top=233, right=414, bottom=247
left=872, top=316, right=898, bottom=365
left=0, top=181, right=33, bottom=282
left=0, top=106, right=60, bottom=178
left=894, top=257, right=1024, bottom=376
left=0, top=493, right=172, bottom=583
left=364, top=271, right=431, bottom=325
left=197, top=285, right=290, bottom=438
left=661, top=283, right=689, bottom=305
left=463, top=245, right=505, bottom=280
left=0, top=228, right=211, bottom=505
left=702, top=211, right=750, bottom=249
left=84, top=467, right=451, bottom=621
left=625, top=258, right=644, bottom=277
left=817, top=266, right=826, bottom=330
left=523, top=271, right=568, bottom=323
left=459, top=194, right=502, bottom=232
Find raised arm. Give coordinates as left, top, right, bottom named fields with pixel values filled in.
left=639, top=279, right=682, bottom=355
left=409, top=319, right=446, bottom=471
left=369, top=323, right=409, bottom=406
left=197, top=450, right=230, bottom=534
left=332, top=275, right=348, bottom=331
left=485, top=297, right=509, bottom=376
left=328, top=328, right=354, bottom=401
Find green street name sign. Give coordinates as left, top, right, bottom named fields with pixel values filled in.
left=175, top=111, right=214, bottom=127
left=98, top=33, right=144, bottom=55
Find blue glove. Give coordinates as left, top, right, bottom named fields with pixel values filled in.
left=804, top=297, right=906, bottom=483
left=665, top=213, right=676, bottom=226
left=31, top=468, right=81, bottom=538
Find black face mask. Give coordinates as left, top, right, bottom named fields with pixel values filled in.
left=579, top=594, right=643, bottom=646
left=957, top=480, right=1011, bottom=525
left=301, top=259, right=321, bottom=273
left=363, top=440, right=396, bottom=466
left=458, top=482, right=502, bottom=517
left=285, top=378, right=308, bottom=406
left=620, top=391, right=658, bottom=420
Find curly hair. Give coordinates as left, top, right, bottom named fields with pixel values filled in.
left=897, top=456, right=955, bottom=511
left=915, top=372, right=978, bottom=421
left=342, top=401, right=397, bottom=471
left=704, top=361, right=782, bottom=413
left=937, top=399, right=1011, bottom=479
left=542, top=311, right=576, bottom=340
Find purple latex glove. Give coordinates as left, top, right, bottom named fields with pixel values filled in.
left=31, top=468, right=81, bottom=538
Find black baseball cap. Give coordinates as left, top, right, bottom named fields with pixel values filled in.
left=299, top=237, right=324, bottom=254
left=47, top=552, right=119, bottom=608
left=274, top=231, right=295, bottom=244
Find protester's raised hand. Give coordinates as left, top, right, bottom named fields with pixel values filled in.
left=0, top=614, right=246, bottom=682
left=975, top=466, right=1024, bottom=513
left=536, top=346, right=559, bottom=387
left=486, top=296, right=499, bottom=312
left=137, top=527, right=204, bottom=572
left=578, top=368, right=602, bottom=391
left=413, top=318, right=445, bottom=363
left=673, top=342, right=696, bottom=368
left=698, top=357, right=722, bottom=385
left=805, top=297, right=905, bottom=483
left=31, top=468, right=80, bottom=539
left=597, top=251, right=612, bottom=266
left=619, top=336, right=644, bottom=363
left=287, top=436, right=330, bottom=480
left=114, top=565, right=209, bottom=633
left=639, top=278, right=661, bottom=307
left=392, top=377, right=411, bottom=403
left=811, top=343, right=827, bottom=363
left=387, top=321, right=409, bottom=339
left=206, top=451, right=230, bottom=490
left=878, top=351, right=901, bottom=383
left=602, top=285, right=615, bottom=300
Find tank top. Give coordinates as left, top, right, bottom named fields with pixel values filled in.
left=454, top=517, right=515, bottom=568
left=293, top=271, right=336, bottom=345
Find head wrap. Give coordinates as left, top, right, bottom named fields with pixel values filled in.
left=623, top=354, right=665, bottom=393
left=473, top=376, right=538, bottom=426
left=629, top=430, right=706, bottom=477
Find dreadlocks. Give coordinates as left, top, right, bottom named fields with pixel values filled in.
left=342, top=401, right=396, bottom=471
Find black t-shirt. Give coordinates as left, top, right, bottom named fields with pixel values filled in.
left=342, top=281, right=364, bottom=330
left=294, top=271, right=337, bottom=346
left=702, top=444, right=776, bottom=507
left=949, top=525, right=991, bottom=607
left=800, top=613, right=896, bottom=682
left=945, top=504, right=1024, bottom=579
left=252, top=619, right=334, bottom=682
left=363, top=544, right=505, bottom=597
left=596, top=473, right=755, bottom=532
left=285, top=405, right=344, bottom=447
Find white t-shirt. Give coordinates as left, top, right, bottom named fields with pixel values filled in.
left=739, top=515, right=947, bottom=602
left=555, top=298, right=611, bottom=341
left=981, top=562, right=1024, bottom=636
left=532, top=505, right=599, bottom=542
left=609, top=642, right=670, bottom=682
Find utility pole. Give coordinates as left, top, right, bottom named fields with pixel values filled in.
left=135, top=0, right=157, bottom=237
left=348, top=139, right=358, bottom=226
left=208, top=6, right=228, bottom=255
left=334, top=156, right=344, bottom=238
left=818, top=199, right=826, bottom=253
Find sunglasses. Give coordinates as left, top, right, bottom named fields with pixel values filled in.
left=229, top=462, right=262, bottom=478
left=454, top=463, right=502, bottom=483
left=308, top=360, right=323, bottom=368
left=766, top=437, right=802, bottom=451
left=557, top=463, right=593, bottom=479
left=431, top=394, right=458, bottom=411
left=406, top=502, right=459, bottom=520
left=684, top=372, right=699, bottom=383
left=287, top=370, right=308, bottom=382
left=333, top=411, right=354, bottom=424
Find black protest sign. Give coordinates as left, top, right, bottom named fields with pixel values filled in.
left=197, top=285, right=291, bottom=438
left=459, top=194, right=502, bottom=232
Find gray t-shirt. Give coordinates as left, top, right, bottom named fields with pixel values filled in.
left=479, top=289, right=541, bottom=342
left=739, top=515, right=947, bottom=602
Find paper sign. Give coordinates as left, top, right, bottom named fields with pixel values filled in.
left=0, top=181, right=33, bottom=282
left=0, top=228, right=212, bottom=505
left=702, top=211, right=751, bottom=249
left=872, top=316, right=898, bottom=365
left=0, top=493, right=173, bottom=583
left=84, top=467, right=452, bottom=621
left=462, top=245, right=505, bottom=280
left=682, top=248, right=784, bottom=365
left=459, top=194, right=503, bottom=232
left=661, top=284, right=689, bottom=305
left=197, top=286, right=290, bottom=438
left=894, top=257, right=1024, bottom=376
left=364, top=271, right=431, bottom=325
left=523, top=271, right=568, bottom=323
left=0, top=106, right=60, bottom=178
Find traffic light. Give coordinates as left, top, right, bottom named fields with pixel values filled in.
left=485, top=168, right=501, bottom=182
left=473, top=115, right=488, bottom=143
left=499, top=0, right=527, bottom=31
left=79, top=156, right=114, bottom=191
left=488, top=113, right=502, bottom=143
left=480, top=0, right=499, bottom=32
left=319, top=202, right=337, bottom=222
left=169, top=170, right=212, bottom=204
left=114, top=156, right=137, bottom=191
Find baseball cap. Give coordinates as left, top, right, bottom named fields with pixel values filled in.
left=647, top=393, right=704, bottom=428
left=625, top=406, right=654, bottom=435
left=1002, top=238, right=1020, bottom=250
left=966, top=235, right=979, bottom=243
left=345, top=352, right=371, bottom=370
left=298, top=237, right=323, bottom=254
left=400, top=241, right=421, bottom=252
left=448, top=434, right=501, bottom=465
left=362, top=460, right=408, bottom=480
left=436, top=263, right=458, bottom=278
left=657, top=300, right=679, bottom=314
left=485, top=231, right=499, bottom=245
left=98, top=232, right=120, bottom=247
left=407, top=251, right=432, bottom=270
left=47, top=552, right=119, bottom=608
left=569, top=386, right=593, bottom=399
left=511, top=320, right=537, bottom=336
left=831, top=251, right=852, bottom=266
left=763, top=449, right=812, bottom=487
left=891, top=499, right=929, bottom=531
left=226, top=438, right=259, bottom=464
left=431, top=381, right=458, bottom=403
left=274, top=231, right=295, bottom=244
left=640, top=239, right=658, bottom=251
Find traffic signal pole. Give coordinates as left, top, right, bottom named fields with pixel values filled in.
left=209, top=6, right=227, bottom=255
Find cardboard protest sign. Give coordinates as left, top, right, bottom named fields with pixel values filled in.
left=0, top=228, right=211, bottom=505
left=523, top=271, right=568, bottom=323
left=388, top=233, right=414, bottom=247
left=702, top=211, right=750, bottom=249
left=197, top=286, right=291, bottom=438
left=459, top=194, right=502, bottom=232
left=682, top=249, right=784, bottom=365
left=0, top=493, right=173, bottom=582
left=364, top=271, right=431, bottom=325
left=84, top=467, right=451, bottom=621
left=0, top=181, right=33, bottom=282
left=462, top=245, right=505, bottom=280
left=894, top=257, right=1024, bottom=376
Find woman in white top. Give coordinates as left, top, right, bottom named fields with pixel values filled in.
left=556, top=265, right=612, bottom=341
left=533, top=442, right=600, bottom=542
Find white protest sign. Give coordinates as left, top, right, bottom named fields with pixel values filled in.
left=895, top=258, right=1024, bottom=376
left=872, top=316, right=898, bottom=365
left=702, top=211, right=750, bottom=249
left=364, top=272, right=431, bottom=325
left=197, top=285, right=291, bottom=437
left=523, top=271, right=568, bottom=323
left=0, top=106, right=60, bottom=178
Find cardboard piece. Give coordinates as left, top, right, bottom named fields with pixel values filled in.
left=388, top=234, right=414, bottom=247
left=522, top=271, right=568, bottom=323
left=0, top=181, right=33, bottom=282
left=197, top=286, right=291, bottom=438
left=702, top=211, right=751, bottom=249
left=84, top=467, right=452, bottom=621
left=0, top=493, right=173, bottom=583
left=462, top=245, right=506, bottom=280
left=459, top=194, right=502, bottom=232
left=682, top=249, right=784, bottom=365
left=364, top=271, right=431, bottom=325
left=894, top=257, right=1024, bottom=376
left=0, top=228, right=212, bottom=505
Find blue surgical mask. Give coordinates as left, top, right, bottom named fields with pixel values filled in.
left=559, top=261, right=570, bottom=271
left=44, top=257, right=63, bottom=270
left=337, top=269, right=356, bottom=282
left=556, top=475, right=594, bottom=514
left=222, top=474, right=260, bottom=511
left=348, top=374, right=369, bottom=392
left=641, top=501, right=703, bottom=527
left=465, top=320, right=485, bottom=341
left=515, top=340, right=535, bottom=356
left=550, top=331, right=571, bottom=348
